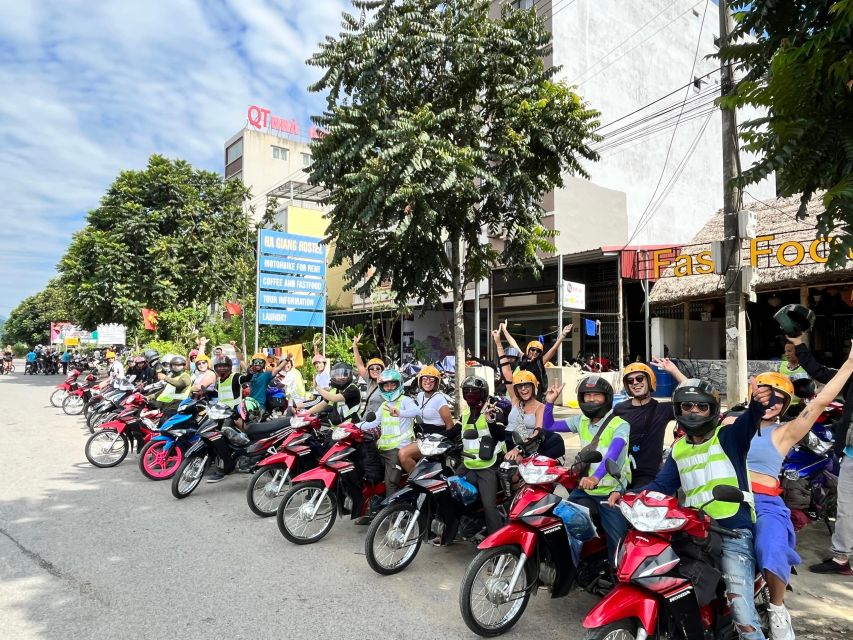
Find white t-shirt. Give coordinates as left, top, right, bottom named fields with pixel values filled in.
left=416, top=391, right=449, bottom=427
left=109, top=360, right=125, bottom=383
left=314, top=370, right=330, bottom=389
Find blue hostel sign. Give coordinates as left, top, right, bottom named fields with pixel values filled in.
left=257, top=230, right=326, bottom=328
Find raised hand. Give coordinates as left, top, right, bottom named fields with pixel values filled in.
left=562, top=324, right=572, bottom=337
left=545, top=382, right=565, bottom=404
left=750, top=376, right=775, bottom=407
left=352, top=332, right=362, bottom=347
left=650, top=356, right=674, bottom=372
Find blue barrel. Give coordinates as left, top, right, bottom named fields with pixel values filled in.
left=652, top=366, right=674, bottom=398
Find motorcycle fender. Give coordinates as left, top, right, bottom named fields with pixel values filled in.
left=184, top=440, right=207, bottom=457
left=381, top=486, right=419, bottom=506
left=100, top=420, right=127, bottom=434
left=291, top=465, right=337, bottom=489
left=257, top=451, right=296, bottom=468
left=478, top=522, right=539, bottom=558
left=582, top=583, right=658, bottom=634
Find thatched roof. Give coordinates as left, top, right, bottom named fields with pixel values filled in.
left=648, top=193, right=853, bottom=304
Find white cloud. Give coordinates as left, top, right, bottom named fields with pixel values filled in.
left=0, top=0, right=348, bottom=314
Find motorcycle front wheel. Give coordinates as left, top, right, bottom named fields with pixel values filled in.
left=365, top=502, right=422, bottom=575
left=62, top=394, right=85, bottom=416
left=581, top=621, right=639, bottom=640
left=171, top=454, right=208, bottom=499
left=459, top=545, right=531, bottom=637
left=85, top=429, right=129, bottom=468
left=50, top=388, right=68, bottom=408
left=277, top=480, right=336, bottom=544
left=138, top=440, right=183, bottom=480
left=246, top=464, right=292, bottom=517
left=89, top=411, right=116, bottom=433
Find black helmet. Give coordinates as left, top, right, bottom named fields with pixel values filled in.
left=577, top=375, right=613, bottom=420
left=143, top=348, right=160, bottom=366
left=461, top=375, right=489, bottom=408
left=212, top=355, right=232, bottom=370
left=504, top=346, right=521, bottom=360
left=330, top=362, right=354, bottom=390
left=672, top=378, right=720, bottom=438
left=790, top=373, right=816, bottom=399
left=774, top=304, right=815, bottom=338
left=170, top=355, right=187, bottom=371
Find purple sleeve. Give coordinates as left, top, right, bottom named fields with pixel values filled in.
left=543, top=403, right=555, bottom=429
left=593, top=437, right=626, bottom=480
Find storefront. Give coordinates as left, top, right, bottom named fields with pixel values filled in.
left=648, top=194, right=853, bottom=369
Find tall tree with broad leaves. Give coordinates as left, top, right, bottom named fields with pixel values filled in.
left=307, top=0, right=600, bottom=404
left=720, top=0, right=853, bottom=264
left=58, top=155, right=273, bottom=333
left=1, top=279, right=73, bottom=346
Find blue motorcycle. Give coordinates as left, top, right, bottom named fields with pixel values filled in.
left=136, top=398, right=211, bottom=481
left=781, top=419, right=840, bottom=532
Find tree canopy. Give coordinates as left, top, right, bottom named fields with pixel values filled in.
left=721, top=0, right=853, bottom=262
left=1, top=279, right=72, bottom=346
left=307, top=0, right=601, bottom=307
left=57, top=155, right=270, bottom=331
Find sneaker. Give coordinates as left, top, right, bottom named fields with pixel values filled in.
left=808, top=557, right=853, bottom=576
left=206, top=471, right=226, bottom=483
left=768, top=603, right=795, bottom=640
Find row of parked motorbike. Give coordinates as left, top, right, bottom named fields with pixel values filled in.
left=49, top=366, right=841, bottom=640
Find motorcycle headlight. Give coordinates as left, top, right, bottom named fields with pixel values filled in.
left=290, top=417, right=308, bottom=429
left=331, top=427, right=348, bottom=442
left=518, top=462, right=560, bottom=485
left=619, top=500, right=685, bottom=533
left=805, top=431, right=833, bottom=455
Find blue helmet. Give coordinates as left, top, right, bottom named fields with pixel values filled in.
left=379, top=369, right=404, bottom=403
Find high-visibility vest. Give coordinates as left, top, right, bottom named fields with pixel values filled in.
left=157, top=375, right=191, bottom=403
left=779, top=361, right=807, bottom=405
left=462, top=412, right=505, bottom=470
left=217, top=374, right=236, bottom=407
left=335, top=384, right=361, bottom=421
left=578, top=414, right=632, bottom=494
left=377, top=399, right=413, bottom=451
left=671, top=426, right=754, bottom=521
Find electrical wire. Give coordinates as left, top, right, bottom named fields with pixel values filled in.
left=595, top=103, right=720, bottom=154
left=549, top=0, right=577, bottom=21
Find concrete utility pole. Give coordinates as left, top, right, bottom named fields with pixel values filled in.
left=720, top=0, right=748, bottom=404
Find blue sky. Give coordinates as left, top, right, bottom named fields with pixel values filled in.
left=0, top=0, right=348, bottom=315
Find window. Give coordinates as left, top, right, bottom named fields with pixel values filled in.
left=226, top=138, right=243, bottom=165
left=301, top=152, right=312, bottom=167
left=512, top=0, right=535, bottom=9
left=272, top=145, right=289, bottom=161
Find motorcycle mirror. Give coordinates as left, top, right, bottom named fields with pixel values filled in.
left=462, top=428, right=479, bottom=440
left=605, top=458, right=621, bottom=479
left=578, top=449, right=603, bottom=464
left=711, top=485, right=744, bottom=504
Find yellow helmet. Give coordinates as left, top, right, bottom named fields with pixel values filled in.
left=754, top=371, right=794, bottom=416
left=512, top=369, right=539, bottom=390
left=105, top=350, right=116, bottom=359
left=623, top=362, right=657, bottom=393
left=194, top=354, right=211, bottom=366
left=366, top=358, right=385, bottom=369
left=526, top=340, right=544, bottom=353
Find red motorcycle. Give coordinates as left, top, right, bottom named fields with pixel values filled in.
left=62, top=376, right=100, bottom=416
left=276, top=413, right=388, bottom=545
left=246, top=412, right=327, bottom=517
left=50, top=369, right=83, bottom=407
left=581, top=485, right=769, bottom=640
left=458, top=451, right=609, bottom=637
left=84, top=391, right=163, bottom=468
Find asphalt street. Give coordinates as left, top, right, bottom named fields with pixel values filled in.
left=1, top=367, right=851, bottom=640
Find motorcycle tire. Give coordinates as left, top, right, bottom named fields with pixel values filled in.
left=138, top=440, right=183, bottom=481
left=171, top=454, right=209, bottom=499
left=62, top=394, right=85, bottom=416
left=581, top=621, right=639, bottom=640
left=459, top=545, right=531, bottom=637
left=365, top=502, right=423, bottom=575
left=50, top=388, right=68, bottom=408
left=277, top=480, right=337, bottom=545
left=246, top=464, right=292, bottom=518
left=89, top=411, right=116, bottom=433
left=85, top=429, right=130, bottom=468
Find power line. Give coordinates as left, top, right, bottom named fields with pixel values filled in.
left=596, top=104, right=719, bottom=156
left=550, top=0, right=578, bottom=21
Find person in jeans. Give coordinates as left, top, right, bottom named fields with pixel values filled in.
left=786, top=333, right=853, bottom=576
left=609, top=378, right=776, bottom=640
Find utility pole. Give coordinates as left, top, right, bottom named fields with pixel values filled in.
left=720, top=0, right=748, bottom=404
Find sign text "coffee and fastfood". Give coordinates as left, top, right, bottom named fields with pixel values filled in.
left=650, top=235, right=848, bottom=279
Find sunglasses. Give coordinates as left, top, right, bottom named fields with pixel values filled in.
left=680, top=402, right=711, bottom=412
left=368, top=366, right=383, bottom=372
left=625, top=375, right=646, bottom=385
left=528, top=348, right=542, bottom=354
left=197, top=361, right=208, bottom=366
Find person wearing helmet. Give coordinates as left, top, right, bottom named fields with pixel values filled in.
left=151, top=355, right=193, bottom=417
left=352, top=332, right=386, bottom=415
left=608, top=378, right=776, bottom=640
left=190, top=354, right=216, bottom=398
left=746, top=359, right=853, bottom=639
left=127, top=355, right=154, bottom=384
left=188, top=349, right=199, bottom=374
left=541, top=375, right=630, bottom=563
left=498, top=322, right=572, bottom=401
left=398, top=365, right=456, bottom=472
left=360, top=369, right=419, bottom=498
left=105, top=350, right=125, bottom=384
left=212, top=355, right=238, bottom=407
left=234, top=352, right=288, bottom=410
left=778, top=342, right=808, bottom=413
left=276, top=355, right=306, bottom=407
left=312, top=353, right=330, bottom=390
left=308, top=362, right=362, bottom=424
left=611, top=358, right=687, bottom=488
left=143, top=348, right=160, bottom=369
left=785, top=329, right=853, bottom=577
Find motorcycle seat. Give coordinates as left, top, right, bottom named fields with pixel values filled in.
left=245, top=417, right=290, bottom=439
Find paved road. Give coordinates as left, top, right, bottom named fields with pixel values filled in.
left=1, top=368, right=850, bottom=639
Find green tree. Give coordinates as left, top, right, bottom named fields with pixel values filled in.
left=720, top=0, right=853, bottom=262
left=307, top=0, right=600, bottom=401
left=58, top=155, right=273, bottom=331
left=1, top=279, right=73, bottom=346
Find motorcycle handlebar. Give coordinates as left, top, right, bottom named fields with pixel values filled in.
left=708, top=523, right=741, bottom=539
